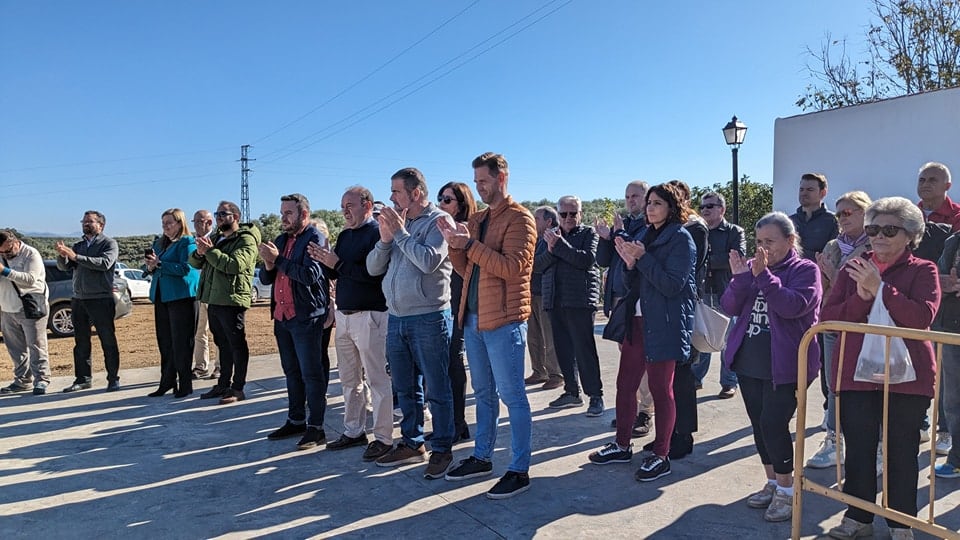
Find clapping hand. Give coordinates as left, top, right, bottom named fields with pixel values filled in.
left=594, top=216, right=611, bottom=240
left=195, top=235, right=213, bottom=256
left=378, top=206, right=407, bottom=243
left=307, top=237, right=339, bottom=267
left=258, top=241, right=279, bottom=267
left=437, top=217, right=470, bottom=249
left=752, top=247, right=769, bottom=277
left=729, top=249, right=749, bottom=275
left=55, top=241, right=76, bottom=261
left=614, top=236, right=645, bottom=269
left=544, top=226, right=560, bottom=252
left=844, top=257, right=881, bottom=300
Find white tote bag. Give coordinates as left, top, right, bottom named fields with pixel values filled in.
left=853, top=284, right=916, bottom=384
left=692, top=299, right=731, bottom=353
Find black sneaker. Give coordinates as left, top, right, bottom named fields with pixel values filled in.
left=635, top=454, right=671, bottom=482
left=548, top=392, right=583, bottom=409
left=0, top=382, right=30, bottom=394
left=362, top=440, right=393, bottom=462
left=633, top=412, right=652, bottom=438
left=444, top=456, right=494, bottom=481
left=296, top=427, right=326, bottom=450
left=486, top=471, right=530, bottom=499
left=62, top=380, right=92, bottom=393
left=200, top=385, right=227, bottom=400
left=585, top=396, right=604, bottom=417
left=589, top=442, right=633, bottom=465
left=267, top=421, right=306, bottom=440
left=326, top=433, right=368, bottom=450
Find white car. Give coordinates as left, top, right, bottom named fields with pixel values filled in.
left=252, top=268, right=271, bottom=303
left=117, top=268, right=152, bottom=300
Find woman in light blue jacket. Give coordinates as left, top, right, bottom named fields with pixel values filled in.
left=145, top=208, right=200, bottom=398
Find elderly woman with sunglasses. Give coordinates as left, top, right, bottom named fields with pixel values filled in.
left=806, top=191, right=872, bottom=470
left=820, top=197, right=940, bottom=540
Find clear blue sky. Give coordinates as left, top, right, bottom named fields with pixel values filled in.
left=0, top=0, right=871, bottom=236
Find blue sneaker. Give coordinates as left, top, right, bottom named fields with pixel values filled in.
left=934, top=462, right=960, bottom=478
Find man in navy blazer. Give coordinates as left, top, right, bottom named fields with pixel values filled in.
left=258, top=193, right=331, bottom=450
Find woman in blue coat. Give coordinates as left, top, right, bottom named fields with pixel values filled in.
left=588, top=183, right=697, bottom=482
left=144, top=208, right=200, bottom=398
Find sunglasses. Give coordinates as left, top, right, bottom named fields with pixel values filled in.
left=864, top=224, right=906, bottom=238
left=558, top=211, right=579, bottom=218
left=437, top=196, right=456, bottom=205
left=836, top=208, right=861, bottom=218
left=213, top=211, right=234, bottom=219
left=699, top=203, right=720, bottom=210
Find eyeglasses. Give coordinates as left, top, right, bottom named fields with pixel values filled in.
left=699, top=203, right=720, bottom=210
left=558, top=211, right=579, bottom=219
left=864, top=224, right=906, bottom=238
left=836, top=208, right=861, bottom=218
left=213, top=211, right=233, bottom=219
left=437, top=196, right=456, bottom=205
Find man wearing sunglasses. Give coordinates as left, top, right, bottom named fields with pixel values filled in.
left=694, top=192, right=745, bottom=399
left=789, top=173, right=839, bottom=261
left=542, top=195, right=605, bottom=418
left=0, top=231, right=50, bottom=395
left=190, top=201, right=261, bottom=405
left=190, top=209, right=219, bottom=381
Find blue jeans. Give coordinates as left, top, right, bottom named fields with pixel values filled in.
left=942, top=344, right=960, bottom=466
left=275, top=317, right=330, bottom=428
left=387, top=310, right=455, bottom=452
left=692, top=293, right=737, bottom=388
left=463, top=312, right=532, bottom=473
left=821, top=331, right=838, bottom=432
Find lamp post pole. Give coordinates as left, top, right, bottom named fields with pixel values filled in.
left=721, top=115, right=747, bottom=226
left=731, top=146, right=739, bottom=225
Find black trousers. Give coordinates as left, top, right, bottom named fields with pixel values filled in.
left=673, top=360, right=698, bottom=435
left=448, top=313, right=468, bottom=433
left=155, top=298, right=198, bottom=392
left=739, top=375, right=799, bottom=475
left=549, top=307, right=603, bottom=397
left=839, top=390, right=929, bottom=529
left=71, top=297, right=120, bottom=383
left=208, top=305, right=250, bottom=391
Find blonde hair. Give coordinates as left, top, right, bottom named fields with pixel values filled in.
left=160, top=208, right=191, bottom=249
left=835, top=191, right=872, bottom=211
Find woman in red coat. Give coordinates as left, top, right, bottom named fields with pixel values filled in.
left=820, top=197, right=940, bottom=540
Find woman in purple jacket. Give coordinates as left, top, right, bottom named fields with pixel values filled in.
left=820, top=197, right=939, bottom=540
left=721, top=211, right=822, bottom=523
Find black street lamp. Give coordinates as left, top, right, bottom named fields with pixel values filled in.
left=722, top=115, right=748, bottom=225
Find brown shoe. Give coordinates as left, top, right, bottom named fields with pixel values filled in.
left=219, top=388, right=245, bottom=404
left=541, top=378, right=564, bottom=391
left=524, top=375, right=548, bottom=385
left=423, top=451, right=453, bottom=479
left=375, top=444, right=426, bottom=467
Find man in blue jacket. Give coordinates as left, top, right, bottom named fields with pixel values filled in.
left=258, top=193, right=330, bottom=450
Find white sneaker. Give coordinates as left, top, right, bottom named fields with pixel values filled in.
left=920, top=427, right=931, bottom=443
left=806, top=432, right=840, bottom=469
left=423, top=405, right=432, bottom=422
left=936, top=432, right=953, bottom=456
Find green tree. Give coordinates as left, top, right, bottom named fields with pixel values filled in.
left=691, top=176, right=773, bottom=253
left=797, top=0, right=960, bottom=111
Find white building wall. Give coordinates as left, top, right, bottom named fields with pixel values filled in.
left=773, top=88, right=960, bottom=213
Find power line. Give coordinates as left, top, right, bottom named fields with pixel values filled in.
left=263, top=0, right=574, bottom=165
left=0, top=146, right=235, bottom=174
left=0, top=159, right=229, bottom=188
left=253, top=0, right=481, bottom=150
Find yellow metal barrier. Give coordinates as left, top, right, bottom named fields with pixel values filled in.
left=792, top=321, right=960, bottom=540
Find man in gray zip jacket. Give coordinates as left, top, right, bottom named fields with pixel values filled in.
left=55, top=210, right=122, bottom=392
left=366, top=167, right=456, bottom=479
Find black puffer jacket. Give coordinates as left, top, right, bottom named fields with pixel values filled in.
left=540, top=225, right=601, bottom=310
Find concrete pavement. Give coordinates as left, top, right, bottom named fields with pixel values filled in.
left=1, top=329, right=958, bottom=539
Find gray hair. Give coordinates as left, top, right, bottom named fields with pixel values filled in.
left=535, top=206, right=559, bottom=227
left=702, top=191, right=726, bottom=207
left=755, top=211, right=801, bottom=252
left=557, top=195, right=582, bottom=210
left=626, top=180, right=649, bottom=192
left=919, top=161, right=952, bottom=184
left=865, top=196, right=926, bottom=249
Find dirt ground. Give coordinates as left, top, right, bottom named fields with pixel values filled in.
left=0, top=300, right=280, bottom=383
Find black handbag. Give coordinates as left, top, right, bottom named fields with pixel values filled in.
left=602, top=297, right=628, bottom=343
left=4, top=258, right=47, bottom=320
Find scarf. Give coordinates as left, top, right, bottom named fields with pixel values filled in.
left=837, top=232, right=868, bottom=258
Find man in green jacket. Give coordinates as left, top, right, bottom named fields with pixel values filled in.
left=189, top=200, right=261, bottom=405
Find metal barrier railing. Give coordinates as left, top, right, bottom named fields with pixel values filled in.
left=792, top=320, right=960, bottom=540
